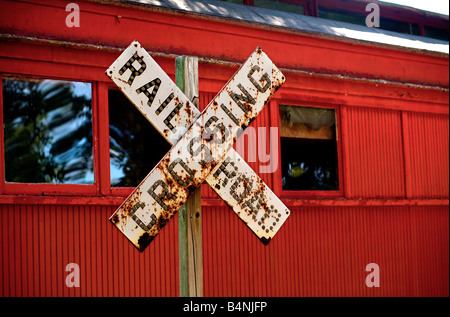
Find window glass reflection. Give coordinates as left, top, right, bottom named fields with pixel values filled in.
left=2, top=77, right=93, bottom=184
left=108, top=89, right=171, bottom=187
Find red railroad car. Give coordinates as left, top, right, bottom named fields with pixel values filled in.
left=0, top=0, right=448, bottom=297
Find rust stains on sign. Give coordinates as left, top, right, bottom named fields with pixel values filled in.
left=106, top=42, right=288, bottom=251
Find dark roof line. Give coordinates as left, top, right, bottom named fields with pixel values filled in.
left=353, top=0, right=448, bottom=19
left=116, top=0, right=449, bottom=54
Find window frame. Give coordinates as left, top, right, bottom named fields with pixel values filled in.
left=0, top=69, right=100, bottom=196
left=0, top=41, right=176, bottom=198
left=270, top=99, right=344, bottom=198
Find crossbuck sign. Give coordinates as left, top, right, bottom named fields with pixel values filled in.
left=107, top=41, right=290, bottom=251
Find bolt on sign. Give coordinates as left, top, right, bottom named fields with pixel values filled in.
left=107, top=41, right=290, bottom=251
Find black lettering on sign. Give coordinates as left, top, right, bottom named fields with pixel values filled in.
left=119, top=53, right=147, bottom=85
left=129, top=201, right=157, bottom=231
left=242, top=191, right=264, bottom=217
left=155, top=93, right=174, bottom=115
left=256, top=205, right=282, bottom=234
left=220, top=103, right=240, bottom=126
left=188, top=137, right=213, bottom=167
left=169, top=158, right=195, bottom=187
left=229, top=174, right=253, bottom=203
left=147, top=180, right=175, bottom=211
left=248, top=65, right=271, bottom=93
left=164, top=102, right=183, bottom=132
left=135, top=78, right=162, bottom=108
left=203, top=116, right=229, bottom=144
left=229, top=84, right=256, bottom=114
left=212, top=157, right=238, bottom=188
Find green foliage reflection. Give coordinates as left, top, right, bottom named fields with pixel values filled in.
left=3, top=78, right=93, bottom=184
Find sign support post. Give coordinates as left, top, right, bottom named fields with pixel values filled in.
left=176, top=55, right=203, bottom=297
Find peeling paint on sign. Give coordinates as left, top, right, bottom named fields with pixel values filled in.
left=107, top=41, right=288, bottom=251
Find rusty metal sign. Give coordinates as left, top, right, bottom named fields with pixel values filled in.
left=105, top=41, right=197, bottom=144
left=107, top=41, right=289, bottom=251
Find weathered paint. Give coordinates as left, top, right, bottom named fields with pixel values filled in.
left=206, top=154, right=290, bottom=245
left=106, top=41, right=198, bottom=144
left=108, top=45, right=285, bottom=251
left=107, top=42, right=290, bottom=246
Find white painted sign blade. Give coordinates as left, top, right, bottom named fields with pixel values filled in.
left=206, top=151, right=290, bottom=244
left=109, top=47, right=285, bottom=251
left=106, top=41, right=200, bottom=144
left=106, top=41, right=290, bottom=247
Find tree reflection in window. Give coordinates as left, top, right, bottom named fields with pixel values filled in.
left=108, top=89, right=171, bottom=187
left=2, top=77, right=93, bottom=184
left=279, top=105, right=339, bottom=191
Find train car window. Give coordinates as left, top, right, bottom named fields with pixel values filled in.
left=279, top=105, right=339, bottom=191
left=379, top=17, right=420, bottom=36
left=254, top=0, right=305, bottom=15
left=318, top=6, right=367, bottom=26
left=424, top=25, right=449, bottom=41
left=319, top=6, right=422, bottom=36
left=217, top=0, right=246, bottom=5
left=2, top=77, right=94, bottom=184
left=218, top=0, right=306, bottom=15
left=108, top=89, right=171, bottom=187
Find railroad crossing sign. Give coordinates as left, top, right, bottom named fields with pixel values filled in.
left=107, top=41, right=290, bottom=251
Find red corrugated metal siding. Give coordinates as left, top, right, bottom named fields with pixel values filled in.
left=0, top=0, right=448, bottom=298
left=0, top=204, right=179, bottom=297
left=202, top=205, right=449, bottom=297
left=405, top=112, right=449, bottom=199
left=411, top=206, right=449, bottom=296
left=345, top=106, right=405, bottom=199
left=200, top=98, right=448, bottom=296
left=1, top=63, right=447, bottom=298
